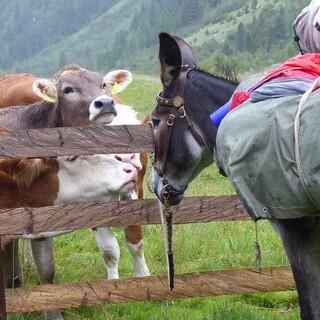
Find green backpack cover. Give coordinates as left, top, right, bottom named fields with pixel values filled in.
left=216, top=81, right=320, bottom=220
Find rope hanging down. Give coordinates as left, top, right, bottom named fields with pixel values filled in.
left=157, top=198, right=175, bottom=290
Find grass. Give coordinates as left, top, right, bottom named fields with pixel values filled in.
left=13, top=76, right=300, bottom=319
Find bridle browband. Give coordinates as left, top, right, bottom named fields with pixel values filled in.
left=152, top=64, right=210, bottom=197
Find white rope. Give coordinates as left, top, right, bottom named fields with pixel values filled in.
left=294, top=76, right=320, bottom=210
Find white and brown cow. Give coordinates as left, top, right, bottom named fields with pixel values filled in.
left=1, top=152, right=138, bottom=320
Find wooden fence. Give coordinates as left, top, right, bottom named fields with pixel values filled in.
left=0, top=124, right=296, bottom=315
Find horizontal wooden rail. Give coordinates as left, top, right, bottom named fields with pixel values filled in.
left=0, top=124, right=153, bottom=157
left=0, top=196, right=248, bottom=235
left=7, top=267, right=295, bottom=313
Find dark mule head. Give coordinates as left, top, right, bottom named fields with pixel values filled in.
left=150, top=33, right=237, bottom=205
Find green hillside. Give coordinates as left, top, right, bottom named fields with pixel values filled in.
left=0, top=0, right=309, bottom=76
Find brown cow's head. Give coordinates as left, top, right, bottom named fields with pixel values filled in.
left=32, top=65, right=132, bottom=127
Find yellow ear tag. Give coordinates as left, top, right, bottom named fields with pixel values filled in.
left=112, top=82, right=121, bottom=95
left=43, top=95, right=56, bottom=103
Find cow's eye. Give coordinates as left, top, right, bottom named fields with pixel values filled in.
left=63, top=87, right=74, bottom=94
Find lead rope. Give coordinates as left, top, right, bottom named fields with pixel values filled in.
left=254, top=222, right=262, bottom=272
left=157, top=196, right=175, bottom=290
left=294, top=76, right=320, bottom=211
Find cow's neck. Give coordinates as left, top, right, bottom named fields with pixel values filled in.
left=0, top=159, right=59, bottom=208
left=0, top=101, right=63, bottom=129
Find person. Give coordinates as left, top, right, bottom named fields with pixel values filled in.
left=294, top=0, right=320, bottom=53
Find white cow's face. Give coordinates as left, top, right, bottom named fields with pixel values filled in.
left=55, top=154, right=137, bottom=204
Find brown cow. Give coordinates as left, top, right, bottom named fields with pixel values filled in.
left=0, top=73, right=39, bottom=108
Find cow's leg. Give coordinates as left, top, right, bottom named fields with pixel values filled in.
left=3, top=239, right=23, bottom=288
left=125, top=225, right=150, bottom=277
left=31, top=238, right=63, bottom=320
left=272, top=216, right=320, bottom=320
left=92, top=227, right=120, bottom=279
left=120, top=192, right=150, bottom=277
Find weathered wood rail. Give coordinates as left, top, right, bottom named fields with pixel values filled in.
left=0, top=124, right=295, bottom=316
left=0, top=196, right=248, bottom=235
left=0, top=124, right=153, bottom=157
left=7, top=267, right=295, bottom=313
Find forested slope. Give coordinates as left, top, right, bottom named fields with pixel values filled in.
left=0, top=0, right=308, bottom=76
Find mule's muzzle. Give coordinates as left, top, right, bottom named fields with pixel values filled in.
left=161, top=185, right=185, bottom=206
left=151, top=173, right=185, bottom=206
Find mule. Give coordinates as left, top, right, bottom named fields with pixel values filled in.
left=150, top=33, right=237, bottom=205
left=150, top=32, right=320, bottom=320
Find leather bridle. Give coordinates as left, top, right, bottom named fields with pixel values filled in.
left=151, top=64, right=210, bottom=199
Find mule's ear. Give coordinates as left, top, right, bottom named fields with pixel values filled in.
left=159, top=32, right=182, bottom=87
left=32, top=79, right=58, bottom=103
left=103, top=70, right=132, bottom=95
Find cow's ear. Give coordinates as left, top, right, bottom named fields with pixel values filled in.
left=103, top=70, right=132, bottom=95
left=32, top=79, right=58, bottom=103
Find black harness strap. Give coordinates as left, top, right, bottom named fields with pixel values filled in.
left=293, top=24, right=307, bottom=55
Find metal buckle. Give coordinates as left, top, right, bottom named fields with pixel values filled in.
left=173, top=96, right=183, bottom=108
left=166, top=114, right=175, bottom=126
left=178, top=106, right=186, bottom=119
left=157, top=93, right=172, bottom=107
left=161, top=183, right=171, bottom=208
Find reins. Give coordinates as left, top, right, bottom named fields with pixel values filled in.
left=157, top=193, right=175, bottom=290
left=152, top=65, right=212, bottom=290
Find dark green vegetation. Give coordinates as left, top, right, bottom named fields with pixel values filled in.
left=0, top=0, right=308, bottom=77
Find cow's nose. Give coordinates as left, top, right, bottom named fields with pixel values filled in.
left=122, top=165, right=138, bottom=181
left=123, top=166, right=133, bottom=174
left=94, top=99, right=115, bottom=109
left=114, top=153, right=142, bottom=170
left=94, top=98, right=115, bottom=110
left=89, top=95, right=117, bottom=122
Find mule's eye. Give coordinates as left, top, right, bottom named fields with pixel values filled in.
left=152, top=118, right=160, bottom=128
left=102, top=83, right=107, bottom=90
left=63, top=87, right=74, bottom=94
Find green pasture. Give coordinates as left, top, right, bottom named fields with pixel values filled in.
left=15, top=76, right=299, bottom=319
